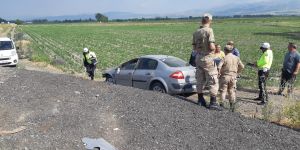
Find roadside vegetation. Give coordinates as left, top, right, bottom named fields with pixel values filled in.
left=261, top=100, right=300, bottom=130
left=0, top=24, right=14, bottom=37
left=284, top=101, right=300, bottom=129
left=19, top=17, right=300, bottom=86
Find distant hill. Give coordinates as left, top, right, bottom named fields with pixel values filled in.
left=29, top=0, right=300, bottom=21
left=32, top=12, right=158, bottom=21
left=104, top=12, right=158, bottom=20
left=35, top=14, right=95, bottom=21
left=210, top=0, right=300, bottom=16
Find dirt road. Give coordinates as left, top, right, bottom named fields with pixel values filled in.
left=0, top=67, right=299, bottom=149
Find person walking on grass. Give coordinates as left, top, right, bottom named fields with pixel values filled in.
left=192, top=13, right=222, bottom=111
left=218, top=45, right=244, bottom=112
left=254, top=42, right=273, bottom=105
left=83, top=48, right=97, bottom=80
left=277, top=42, right=300, bottom=97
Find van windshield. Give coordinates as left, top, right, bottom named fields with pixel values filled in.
left=0, top=41, right=14, bottom=50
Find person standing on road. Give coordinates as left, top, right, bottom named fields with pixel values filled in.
left=277, top=42, right=300, bottom=96
left=227, top=41, right=240, bottom=57
left=254, top=42, right=273, bottom=105
left=218, top=45, right=244, bottom=112
left=83, top=48, right=97, bottom=80
left=192, top=13, right=222, bottom=110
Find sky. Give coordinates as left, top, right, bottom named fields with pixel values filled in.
left=0, top=0, right=288, bottom=19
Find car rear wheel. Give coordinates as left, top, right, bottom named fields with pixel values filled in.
left=150, top=82, right=166, bottom=93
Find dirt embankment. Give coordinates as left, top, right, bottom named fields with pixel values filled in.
left=0, top=67, right=300, bottom=149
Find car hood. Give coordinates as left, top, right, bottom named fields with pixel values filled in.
left=103, top=67, right=117, bottom=75
left=0, top=50, right=15, bottom=58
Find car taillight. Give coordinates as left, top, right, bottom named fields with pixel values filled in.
left=169, top=71, right=184, bottom=79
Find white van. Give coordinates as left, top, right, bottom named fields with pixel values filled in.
left=0, top=37, right=18, bottom=67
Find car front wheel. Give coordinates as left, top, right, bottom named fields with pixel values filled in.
left=105, top=75, right=114, bottom=84
left=150, top=82, right=166, bottom=93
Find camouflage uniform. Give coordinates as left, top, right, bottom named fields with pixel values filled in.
left=193, top=24, right=218, bottom=97
left=218, top=52, right=244, bottom=111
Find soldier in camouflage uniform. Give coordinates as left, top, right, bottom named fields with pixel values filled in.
left=218, top=45, right=244, bottom=112
left=192, top=13, right=221, bottom=110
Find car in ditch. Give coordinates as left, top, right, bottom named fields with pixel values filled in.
left=0, top=37, right=18, bottom=67
left=102, top=55, right=197, bottom=95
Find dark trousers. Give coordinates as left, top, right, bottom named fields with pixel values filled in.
left=258, top=70, right=269, bottom=102
left=86, top=64, right=96, bottom=80
left=278, top=70, right=296, bottom=94
left=189, top=54, right=196, bottom=67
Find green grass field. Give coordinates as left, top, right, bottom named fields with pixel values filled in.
left=19, top=17, right=300, bottom=87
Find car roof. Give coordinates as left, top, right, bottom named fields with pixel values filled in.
left=0, top=37, right=12, bottom=41
left=140, top=55, right=176, bottom=60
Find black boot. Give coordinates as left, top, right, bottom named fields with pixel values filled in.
left=253, top=95, right=262, bottom=101
left=253, top=97, right=261, bottom=101
left=219, top=102, right=224, bottom=108
left=258, top=93, right=268, bottom=105
left=257, top=101, right=266, bottom=105
left=276, top=91, right=284, bottom=96
left=230, top=102, right=235, bottom=112
left=209, top=96, right=222, bottom=111
left=198, top=93, right=207, bottom=107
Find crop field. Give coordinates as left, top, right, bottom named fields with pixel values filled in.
left=19, top=17, right=300, bottom=87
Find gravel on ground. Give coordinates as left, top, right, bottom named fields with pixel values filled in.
left=0, top=67, right=299, bottom=150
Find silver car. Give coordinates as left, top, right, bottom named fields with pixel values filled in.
left=102, top=55, right=197, bottom=95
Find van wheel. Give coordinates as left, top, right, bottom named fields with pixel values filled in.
left=150, top=82, right=166, bottom=93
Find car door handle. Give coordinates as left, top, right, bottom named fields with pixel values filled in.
left=128, top=73, right=132, bottom=75
left=145, top=73, right=151, bottom=76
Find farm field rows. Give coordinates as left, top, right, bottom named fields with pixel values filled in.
left=20, top=17, right=300, bottom=87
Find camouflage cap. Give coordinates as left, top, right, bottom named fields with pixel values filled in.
left=203, top=13, right=213, bottom=20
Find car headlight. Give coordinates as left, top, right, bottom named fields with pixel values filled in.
left=11, top=51, right=17, bottom=56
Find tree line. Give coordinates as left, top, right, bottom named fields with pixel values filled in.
left=0, top=17, right=7, bottom=23
left=0, top=13, right=109, bottom=25
left=1, top=14, right=299, bottom=25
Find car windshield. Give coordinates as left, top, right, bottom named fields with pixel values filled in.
left=160, top=57, right=190, bottom=67
left=0, top=41, right=14, bottom=50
